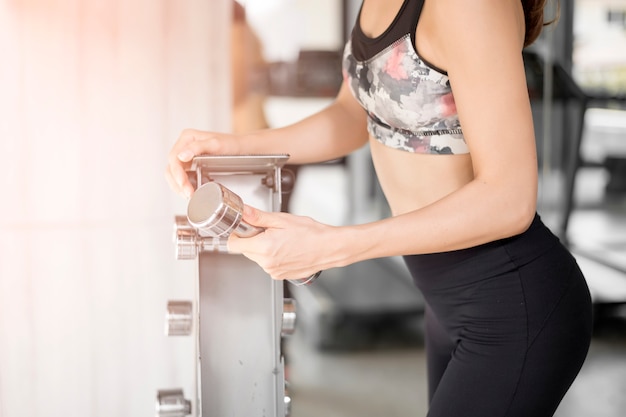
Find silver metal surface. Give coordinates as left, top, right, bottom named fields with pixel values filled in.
left=187, top=181, right=263, bottom=238
left=173, top=214, right=230, bottom=259
left=165, top=301, right=193, bottom=336
left=281, top=298, right=297, bottom=337
left=173, top=215, right=197, bottom=260
left=169, top=154, right=325, bottom=416
left=190, top=154, right=290, bottom=174
left=155, top=389, right=191, bottom=417
left=187, top=182, right=243, bottom=237
left=198, top=253, right=284, bottom=416
left=289, top=270, right=322, bottom=287
left=191, top=155, right=290, bottom=417
left=284, top=394, right=292, bottom=417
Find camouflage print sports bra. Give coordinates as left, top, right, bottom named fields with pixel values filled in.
left=342, top=0, right=469, bottom=155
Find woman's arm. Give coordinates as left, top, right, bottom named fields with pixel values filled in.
left=348, top=0, right=539, bottom=255
left=165, top=82, right=369, bottom=197
left=237, top=83, right=370, bottom=163
left=229, top=0, right=540, bottom=280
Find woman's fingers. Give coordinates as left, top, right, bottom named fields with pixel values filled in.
left=227, top=209, right=329, bottom=280
left=165, top=129, right=198, bottom=195
left=226, top=207, right=287, bottom=255
left=165, top=129, right=242, bottom=197
left=241, top=205, right=287, bottom=229
left=180, top=134, right=242, bottom=157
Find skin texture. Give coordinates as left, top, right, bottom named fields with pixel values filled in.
left=165, top=0, right=539, bottom=281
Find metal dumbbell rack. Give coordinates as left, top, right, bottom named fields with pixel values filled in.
left=160, top=155, right=295, bottom=417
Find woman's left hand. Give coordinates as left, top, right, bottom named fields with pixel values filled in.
left=227, top=205, right=338, bottom=280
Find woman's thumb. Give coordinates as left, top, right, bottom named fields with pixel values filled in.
left=242, top=205, right=283, bottom=229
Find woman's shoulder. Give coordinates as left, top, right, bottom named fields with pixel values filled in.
left=423, top=0, right=525, bottom=65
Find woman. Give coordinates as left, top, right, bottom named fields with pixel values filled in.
left=165, top=1, right=592, bottom=416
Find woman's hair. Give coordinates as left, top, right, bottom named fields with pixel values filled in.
left=522, top=0, right=560, bottom=47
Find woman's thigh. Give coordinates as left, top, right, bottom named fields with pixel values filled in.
left=426, top=248, right=592, bottom=417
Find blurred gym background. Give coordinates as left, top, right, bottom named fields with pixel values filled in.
left=0, top=0, right=624, bottom=416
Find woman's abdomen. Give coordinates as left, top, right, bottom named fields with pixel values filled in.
left=368, top=136, right=474, bottom=215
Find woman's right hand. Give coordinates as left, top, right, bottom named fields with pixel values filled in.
left=165, top=128, right=243, bottom=198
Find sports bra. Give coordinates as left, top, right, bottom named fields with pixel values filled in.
left=342, top=0, right=469, bottom=155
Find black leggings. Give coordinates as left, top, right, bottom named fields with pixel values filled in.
left=403, top=214, right=593, bottom=417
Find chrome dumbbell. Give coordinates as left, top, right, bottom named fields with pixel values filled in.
left=186, top=181, right=321, bottom=286
left=164, top=301, right=193, bottom=337
left=186, top=181, right=264, bottom=238
left=284, top=392, right=292, bottom=417
left=173, top=215, right=228, bottom=260
left=155, top=389, right=191, bottom=417
left=281, top=298, right=297, bottom=337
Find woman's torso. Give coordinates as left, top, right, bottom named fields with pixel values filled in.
left=346, top=0, right=474, bottom=216
left=370, top=140, right=473, bottom=214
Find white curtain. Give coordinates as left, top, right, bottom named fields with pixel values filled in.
left=0, top=0, right=230, bottom=416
